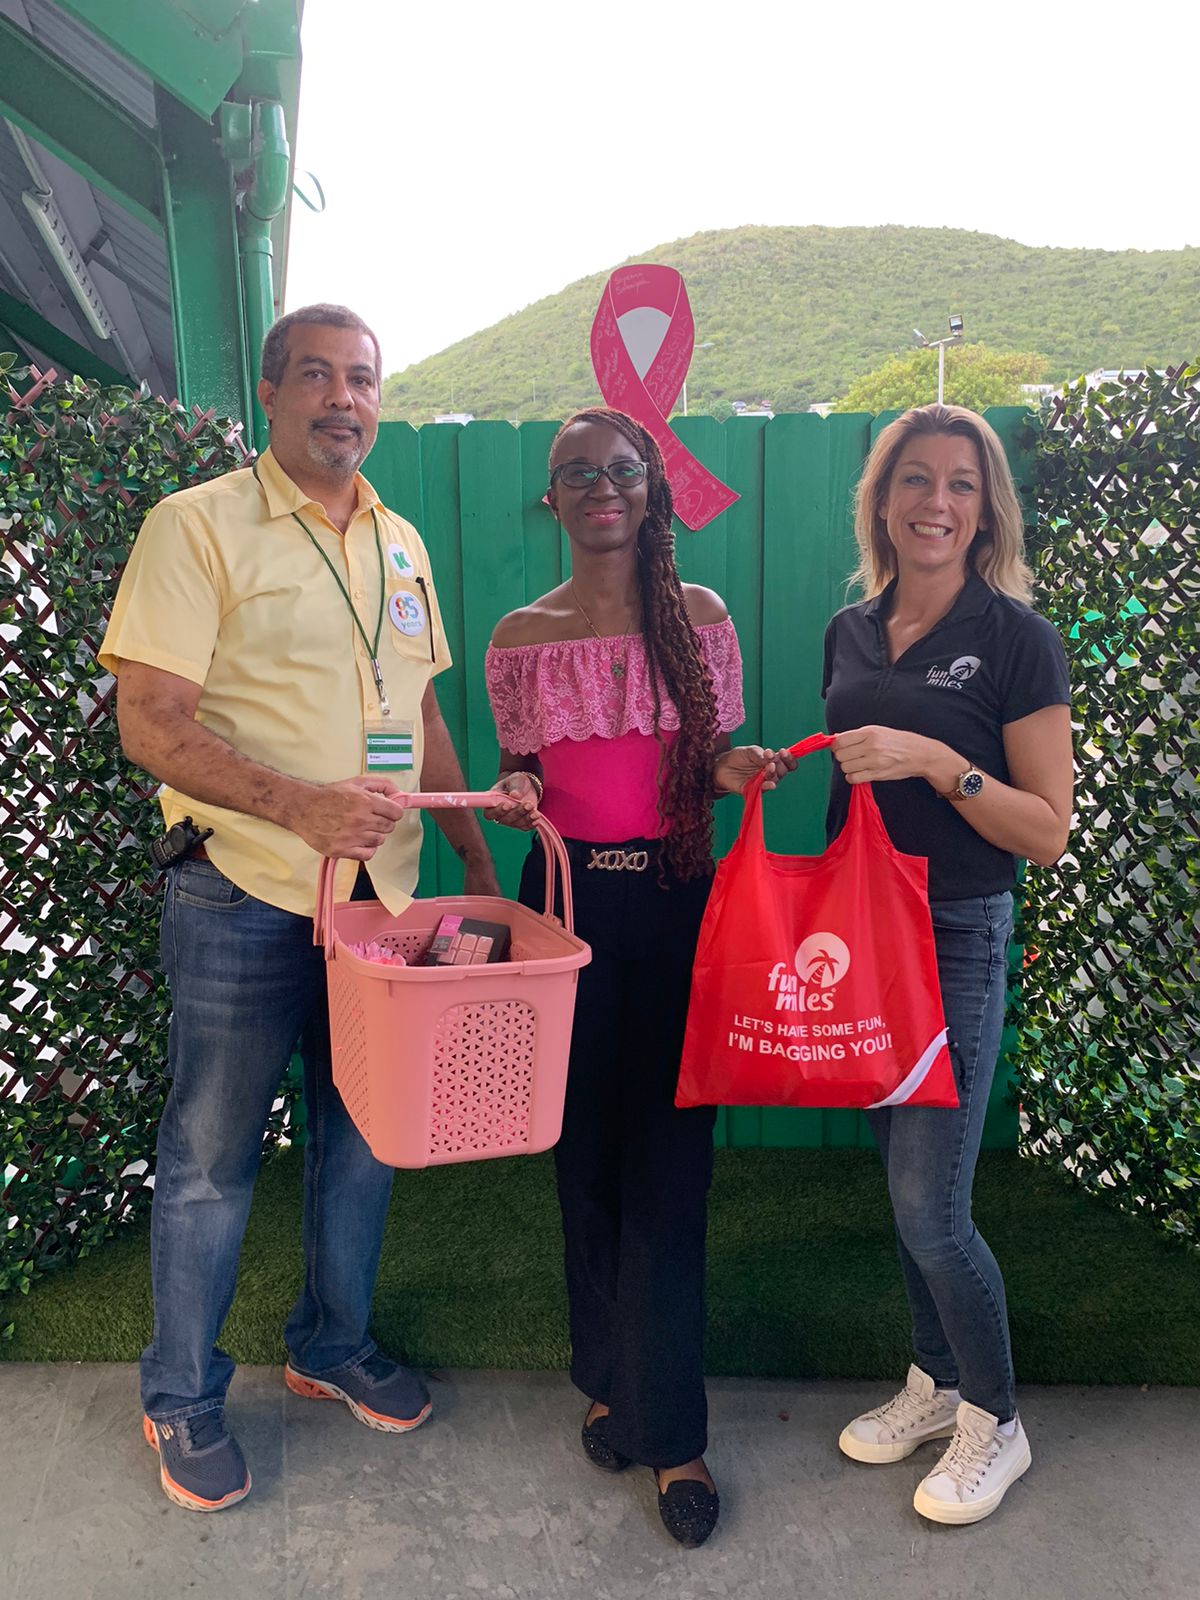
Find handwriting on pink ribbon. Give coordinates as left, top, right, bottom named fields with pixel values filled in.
left=589, top=266, right=738, bottom=532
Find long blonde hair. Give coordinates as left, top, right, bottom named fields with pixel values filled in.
left=851, top=404, right=1033, bottom=602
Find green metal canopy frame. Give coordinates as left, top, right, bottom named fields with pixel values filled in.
left=0, top=0, right=304, bottom=447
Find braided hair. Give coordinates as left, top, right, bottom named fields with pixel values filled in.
left=550, top=407, right=720, bottom=881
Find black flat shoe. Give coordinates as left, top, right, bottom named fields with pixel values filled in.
left=654, top=1472, right=721, bottom=1548
left=580, top=1410, right=631, bottom=1473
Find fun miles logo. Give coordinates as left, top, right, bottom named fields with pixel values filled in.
left=768, top=932, right=850, bottom=1012
left=926, top=654, right=980, bottom=690
left=726, top=931, right=893, bottom=1065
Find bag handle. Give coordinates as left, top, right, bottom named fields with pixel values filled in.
left=734, top=731, right=890, bottom=857
left=313, top=791, right=574, bottom=959
left=786, top=731, right=837, bottom=761
left=734, top=732, right=835, bottom=847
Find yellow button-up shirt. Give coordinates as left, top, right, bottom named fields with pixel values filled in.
left=99, top=448, right=451, bottom=916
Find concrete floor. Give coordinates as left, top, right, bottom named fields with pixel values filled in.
left=1, top=1365, right=1196, bottom=1600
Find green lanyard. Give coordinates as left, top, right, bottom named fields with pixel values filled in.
left=253, top=461, right=392, bottom=717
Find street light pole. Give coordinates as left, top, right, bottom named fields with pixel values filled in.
left=913, top=316, right=964, bottom=405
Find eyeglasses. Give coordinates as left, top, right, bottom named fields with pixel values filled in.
left=550, top=460, right=648, bottom=490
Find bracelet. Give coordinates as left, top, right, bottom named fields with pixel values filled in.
left=506, top=769, right=544, bottom=802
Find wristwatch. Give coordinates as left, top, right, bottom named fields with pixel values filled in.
left=940, top=765, right=985, bottom=802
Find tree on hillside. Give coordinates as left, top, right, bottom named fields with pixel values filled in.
left=833, top=345, right=1049, bottom=413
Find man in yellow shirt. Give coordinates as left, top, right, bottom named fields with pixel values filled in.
left=100, top=304, right=511, bottom=1512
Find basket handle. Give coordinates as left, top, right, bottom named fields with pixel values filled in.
left=313, top=790, right=575, bottom=958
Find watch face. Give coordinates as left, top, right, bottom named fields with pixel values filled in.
left=959, top=769, right=984, bottom=799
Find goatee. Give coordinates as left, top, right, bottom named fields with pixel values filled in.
left=307, top=425, right=367, bottom=476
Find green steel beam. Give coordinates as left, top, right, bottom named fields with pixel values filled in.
left=0, top=17, right=162, bottom=230
left=178, top=0, right=248, bottom=32
left=156, top=90, right=249, bottom=428
left=0, top=290, right=131, bottom=386
left=239, top=0, right=303, bottom=101
left=51, top=0, right=248, bottom=120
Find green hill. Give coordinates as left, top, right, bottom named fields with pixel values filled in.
left=381, top=225, right=1200, bottom=422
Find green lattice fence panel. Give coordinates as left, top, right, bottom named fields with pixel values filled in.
left=1018, top=363, right=1200, bottom=1241
left=0, top=361, right=269, bottom=1309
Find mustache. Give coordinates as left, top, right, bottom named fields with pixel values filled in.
left=310, top=419, right=363, bottom=437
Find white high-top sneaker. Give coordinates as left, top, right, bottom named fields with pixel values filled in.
left=913, top=1401, right=1032, bottom=1524
left=838, top=1365, right=960, bottom=1464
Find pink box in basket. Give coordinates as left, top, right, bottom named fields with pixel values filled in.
left=315, top=797, right=590, bottom=1169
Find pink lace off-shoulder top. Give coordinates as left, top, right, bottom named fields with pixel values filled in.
left=485, top=619, right=745, bottom=842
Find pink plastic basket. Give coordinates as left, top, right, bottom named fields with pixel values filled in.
left=314, top=792, right=590, bottom=1168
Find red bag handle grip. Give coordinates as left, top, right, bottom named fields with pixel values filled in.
left=738, top=731, right=836, bottom=812
left=734, top=733, right=833, bottom=843
left=313, top=791, right=573, bottom=959
left=786, top=731, right=837, bottom=760
left=734, top=730, right=890, bottom=857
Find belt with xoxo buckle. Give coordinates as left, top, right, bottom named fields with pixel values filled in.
left=555, top=838, right=660, bottom=875
left=584, top=846, right=651, bottom=873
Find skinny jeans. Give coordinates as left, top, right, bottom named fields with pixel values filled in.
left=867, top=890, right=1016, bottom=1421
left=520, top=840, right=716, bottom=1470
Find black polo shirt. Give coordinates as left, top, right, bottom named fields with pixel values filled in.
left=822, top=574, right=1070, bottom=900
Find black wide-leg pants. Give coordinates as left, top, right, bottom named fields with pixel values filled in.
left=520, top=840, right=716, bottom=1470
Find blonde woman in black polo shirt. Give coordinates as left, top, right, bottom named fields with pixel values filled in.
left=823, top=403, right=1072, bottom=1525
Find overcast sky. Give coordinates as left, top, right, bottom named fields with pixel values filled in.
left=285, top=0, right=1196, bottom=377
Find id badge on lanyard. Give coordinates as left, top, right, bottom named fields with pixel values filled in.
left=252, top=464, right=430, bottom=749
left=365, top=719, right=415, bottom=772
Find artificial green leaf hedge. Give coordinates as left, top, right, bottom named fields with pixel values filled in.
left=0, top=363, right=303, bottom=1306
left=1018, top=362, right=1200, bottom=1242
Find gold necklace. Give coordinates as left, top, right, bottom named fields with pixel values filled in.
left=570, top=581, right=638, bottom=680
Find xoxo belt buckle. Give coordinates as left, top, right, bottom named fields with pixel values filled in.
left=586, top=847, right=650, bottom=873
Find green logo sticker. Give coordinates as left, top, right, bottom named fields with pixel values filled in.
left=388, top=543, right=414, bottom=577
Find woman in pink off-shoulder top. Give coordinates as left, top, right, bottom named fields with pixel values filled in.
left=484, top=407, right=793, bottom=1549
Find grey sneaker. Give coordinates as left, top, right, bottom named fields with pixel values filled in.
left=838, top=1365, right=959, bottom=1464
left=142, top=1409, right=251, bottom=1511
left=285, top=1350, right=432, bottom=1433
left=914, top=1402, right=1031, bottom=1524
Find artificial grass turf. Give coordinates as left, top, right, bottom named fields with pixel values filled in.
left=3, top=1148, right=1198, bottom=1384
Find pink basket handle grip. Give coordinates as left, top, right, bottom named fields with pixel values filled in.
left=313, top=790, right=574, bottom=958
left=315, top=854, right=338, bottom=959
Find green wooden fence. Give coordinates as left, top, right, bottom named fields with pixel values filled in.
left=363, top=409, right=1034, bottom=1151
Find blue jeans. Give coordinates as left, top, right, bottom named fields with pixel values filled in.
left=140, top=859, right=394, bottom=1421
left=866, top=891, right=1016, bottom=1422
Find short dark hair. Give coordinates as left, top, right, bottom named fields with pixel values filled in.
left=260, top=304, right=382, bottom=386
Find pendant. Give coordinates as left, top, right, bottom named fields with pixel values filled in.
left=611, top=661, right=626, bottom=680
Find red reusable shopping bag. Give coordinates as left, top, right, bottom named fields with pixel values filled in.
left=676, top=733, right=957, bottom=1110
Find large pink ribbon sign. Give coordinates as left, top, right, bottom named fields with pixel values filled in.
left=590, top=265, right=738, bottom=532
